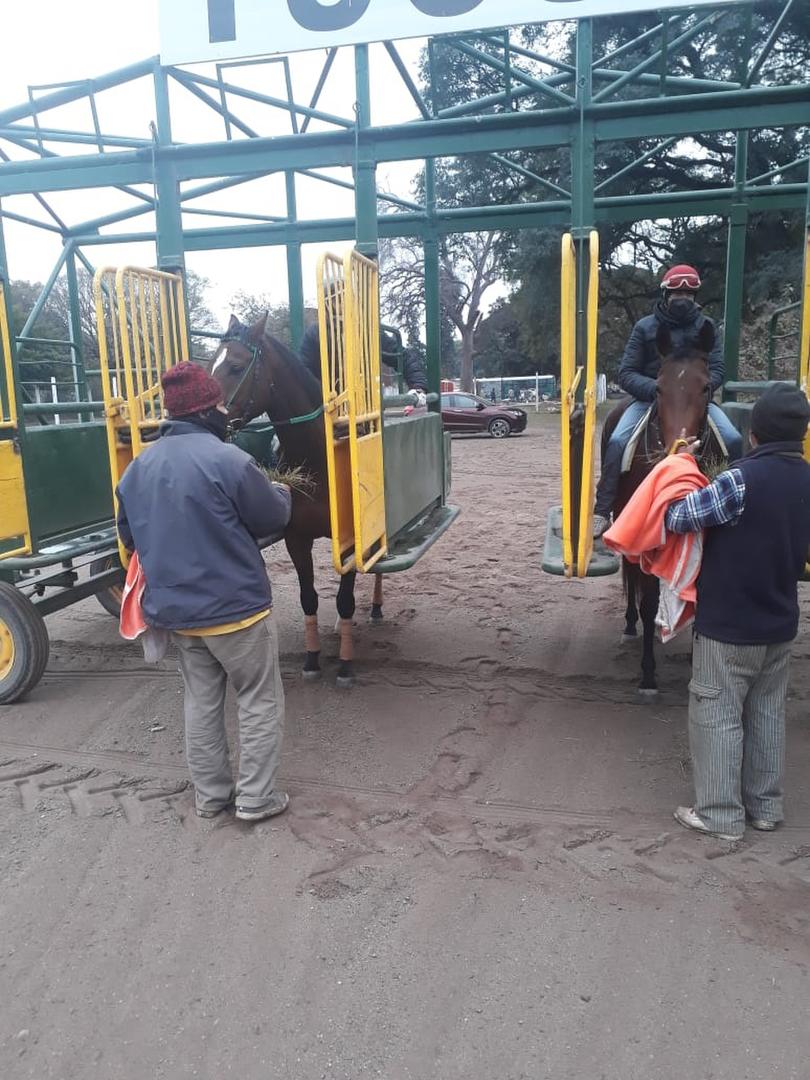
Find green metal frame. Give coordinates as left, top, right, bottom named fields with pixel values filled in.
left=0, top=3, right=808, bottom=583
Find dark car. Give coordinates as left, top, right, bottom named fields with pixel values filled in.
left=441, top=393, right=527, bottom=438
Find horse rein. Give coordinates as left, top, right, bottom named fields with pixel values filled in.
left=643, top=407, right=711, bottom=466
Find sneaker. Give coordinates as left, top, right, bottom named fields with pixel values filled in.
left=593, top=514, right=611, bottom=538
left=196, top=800, right=234, bottom=819
left=235, top=791, right=290, bottom=822
left=673, top=805, right=741, bottom=842
left=748, top=818, right=778, bottom=832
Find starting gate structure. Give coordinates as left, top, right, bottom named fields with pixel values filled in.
left=1, top=1, right=809, bottom=697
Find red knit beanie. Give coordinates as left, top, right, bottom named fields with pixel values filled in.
left=162, top=362, right=224, bottom=417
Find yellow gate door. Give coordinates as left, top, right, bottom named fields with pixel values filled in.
left=0, top=280, right=31, bottom=558
left=93, top=267, right=188, bottom=562
left=318, top=250, right=387, bottom=574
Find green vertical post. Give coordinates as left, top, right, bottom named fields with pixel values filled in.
left=0, top=211, right=27, bottom=451
left=285, top=171, right=304, bottom=349
left=64, top=243, right=88, bottom=408
left=424, top=160, right=441, bottom=409
left=152, top=62, right=185, bottom=274
left=353, top=44, right=378, bottom=258
left=722, top=7, right=753, bottom=390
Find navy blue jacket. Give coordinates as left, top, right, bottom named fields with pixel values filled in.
left=299, top=323, right=428, bottom=391
left=116, top=422, right=292, bottom=630
left=619, top=305, right=724, bottom=403
left=696, top=443, right=810, bottom=645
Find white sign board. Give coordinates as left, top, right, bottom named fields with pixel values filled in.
left=160, top=0, right=743, bottom=67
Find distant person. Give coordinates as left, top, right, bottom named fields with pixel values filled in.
left=299, top=321, right=427, bottom=404
left=490, top=388, right=496, bottom=403
left=593, top=265, right=743, bottom=537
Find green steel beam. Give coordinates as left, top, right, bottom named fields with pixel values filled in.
left=353, top=44, right=378, bottom=259
left=0, top=58, right=155, bottom=127
left=285, top=171, right=304, bottom=350
left=152, top=66, right=184, bottom=272
left=1, top=81, right=808, bottom=197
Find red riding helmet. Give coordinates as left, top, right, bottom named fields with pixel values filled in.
left=661, top=264, right=702, bottom=292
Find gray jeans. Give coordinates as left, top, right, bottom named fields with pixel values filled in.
left=688, top=633, right=792, bottom=836
left=173, top=616, right=285, bottom=811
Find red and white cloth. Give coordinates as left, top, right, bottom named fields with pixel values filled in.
left=603, top=455, right=708, bottom=642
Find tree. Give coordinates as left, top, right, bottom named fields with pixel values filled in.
left=228, top=290, right=294, bottom=345
left=417, top=9, right=810, bottom=378
left=380, top=232, right=502, bottom=390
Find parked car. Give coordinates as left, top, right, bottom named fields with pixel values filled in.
left=440, top=393, right=527, bottom=438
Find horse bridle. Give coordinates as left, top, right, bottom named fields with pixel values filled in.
left=217, top=325, right=261, bottom=433
left=643, top=403, right=711, bottom=466
left=217, top=325, right=325, bottom=433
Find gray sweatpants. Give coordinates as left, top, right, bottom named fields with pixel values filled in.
left=688, top=633, right=792, bottom=836
left=173, top=616, right=284, bottom=812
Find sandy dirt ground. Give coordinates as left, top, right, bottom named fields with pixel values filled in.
left=1, top=410, right=809, bottom=1080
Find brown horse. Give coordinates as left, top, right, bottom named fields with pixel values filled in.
left=601, top=320, right=727, bottom=695
left=211, top=313, right=383, bottom=688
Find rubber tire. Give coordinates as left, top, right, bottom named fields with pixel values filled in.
left=90, top=556, right=124, bottom=619
left=488, top=417, right=512, bottom=439
left=0, top=582, right=50, bottom=705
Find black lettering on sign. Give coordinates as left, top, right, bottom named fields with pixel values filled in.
left=207, top=0, right=237, bottom=42
left=410, top=0, right=485, bottom=14
left=287, top=0, right=372, bottom=32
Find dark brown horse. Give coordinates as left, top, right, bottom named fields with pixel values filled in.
left=211, top=313, right=383, bottom=688
left=601, top=321, right=727, bottom=695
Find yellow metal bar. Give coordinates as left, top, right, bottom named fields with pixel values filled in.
left=0, top=280, right=32, bottom=559
left=575, top=230, right=600, bottom=577
left=799, top=229, right=810, bottom=462
left=95, top=266, right=188, bottom=567
left=559, top=234, right=577, bottom=576
left=344, top=250, right=387, bottom=573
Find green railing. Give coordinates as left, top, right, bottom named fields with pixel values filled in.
left=767, top=300, right=801, bottom=381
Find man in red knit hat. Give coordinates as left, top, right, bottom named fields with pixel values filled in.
left=116, top=362, right=292, bottom=823
left=593, top=264, right=743, bottom=536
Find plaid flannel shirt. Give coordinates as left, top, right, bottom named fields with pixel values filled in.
left=665, top=467, right=746, bottom=534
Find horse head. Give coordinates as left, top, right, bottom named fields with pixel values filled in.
left=654, top=321, right=715, bottom=453
left=210, top=313, right=272, bottom=428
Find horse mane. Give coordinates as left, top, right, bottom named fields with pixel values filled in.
left=251, top=324, right=323, bottom=405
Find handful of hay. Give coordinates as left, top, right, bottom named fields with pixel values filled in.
left=263, top=464, right=318, bottom=497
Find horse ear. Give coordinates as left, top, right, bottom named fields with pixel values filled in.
left=248, top=311, right=269, bottom=345
left=697, top=320, right=715, bottom=355
left=655, top=322, right=672, bottom=358
left=227, top=314, right=240, bottom=334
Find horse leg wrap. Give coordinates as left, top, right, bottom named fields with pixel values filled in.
left=304, top=614, right=320, bottom=654
left=338, top=617, right=354, bottom=662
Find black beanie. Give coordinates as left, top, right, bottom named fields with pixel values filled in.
left=750, top=383, right=810, bottom=445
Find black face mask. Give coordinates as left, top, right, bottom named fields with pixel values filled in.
left=179, top=407, right=230, bottom=441
left=667, top=297, right=698, bottom=322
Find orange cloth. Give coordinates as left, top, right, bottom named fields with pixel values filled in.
left=603, top=455, right=709, bottom=641
left=119, top=551, right=147, bottom=641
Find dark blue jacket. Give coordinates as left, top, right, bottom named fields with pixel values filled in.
left=299, top=322, right=428, bottom=391
left=619, top=304, right=724, bottom=403
left=116, top=422, right=292, bottom=630
left=696, top=443, right=810, bottom=645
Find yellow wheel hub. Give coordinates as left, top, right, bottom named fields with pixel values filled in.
left=0, top=616, right=15, bottom=682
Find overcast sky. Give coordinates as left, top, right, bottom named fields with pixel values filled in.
left=2, top=0, right=436, bottom=324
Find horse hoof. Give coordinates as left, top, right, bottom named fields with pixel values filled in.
left=368, top=612, right=384, bottom=626
left=621, top=633, right=638, bottom=644
left=302, top=669, right=322, bottom=682
left=637, top=687, right=658, bottom=699
left=336, top=674, right=355, bottom=689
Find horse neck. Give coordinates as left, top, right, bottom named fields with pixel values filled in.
left=260, top=340, right=327, bottom=476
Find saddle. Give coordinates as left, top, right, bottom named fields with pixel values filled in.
left=620, top=405, right=728, bottom=473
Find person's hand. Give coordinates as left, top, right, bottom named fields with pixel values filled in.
left=407, top=388, right=427, bottom=407
left=674, top=428, right=701, bottom=455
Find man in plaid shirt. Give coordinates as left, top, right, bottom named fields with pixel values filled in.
left=665, top=383, right=810, bottom=842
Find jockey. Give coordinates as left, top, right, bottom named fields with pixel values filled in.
left=593, top=264, right=743, bottom=537
left=298, top=321, right=428, bottom=403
